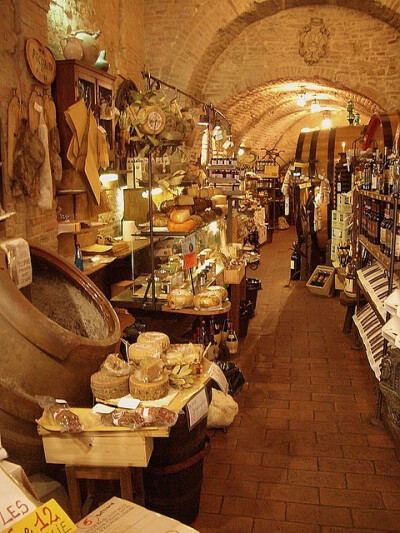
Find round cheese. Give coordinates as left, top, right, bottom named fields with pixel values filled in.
left=193, top=291, right=221, bottom=310
left=90, top=371, right=129, bottom=400
left=170, top=208, right=191, bottom=224
left=137, top=331, right=170, bottom=353
left=128, top=342, right=161, bottom=364
left=167, top=289, right=194, bottom=310
left=200, top=285, right=228, bottom=302
left=129, top=374, right=169, bottom=401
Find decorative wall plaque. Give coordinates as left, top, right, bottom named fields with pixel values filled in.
left=299, top=18, right=329, bottom=65
left=25, top=38, right=56, bottom=85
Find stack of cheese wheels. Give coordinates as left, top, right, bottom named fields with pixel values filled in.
left=90, top=371, right=129, bottom=400
left=166, top=289, right=194, bottom=310
left=129, top=357, right=169, bottom=401
left=136, top=331, right=170, bottom=353
left=167, top=208, right=196, bottom=233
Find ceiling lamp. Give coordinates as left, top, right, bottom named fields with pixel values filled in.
left=237, top=146, right=245, bottom=156
left=346, top=99, right=355, bottom=124
left=297, top=91, right=306, bottom=107
left=322, top=117, right=332, bottom=129
left=310, top=97, right=321, bottom=113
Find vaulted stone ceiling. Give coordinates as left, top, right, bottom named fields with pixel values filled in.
left=144, top=0, right=400, bottom=161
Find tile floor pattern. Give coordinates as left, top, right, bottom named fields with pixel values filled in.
left=192, top=227, right=400, bottom=533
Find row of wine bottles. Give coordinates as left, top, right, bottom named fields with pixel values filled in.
left=192, top=314, right=238, bottom=357
left=361, top=197, right=400, bottom=259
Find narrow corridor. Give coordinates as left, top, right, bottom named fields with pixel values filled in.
left=193, top=227, right=400, bottom=533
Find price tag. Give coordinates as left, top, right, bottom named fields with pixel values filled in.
left=181, top=234, right=197, bottom=270
left=185, top=387, right=209, bottom=430
left=4, top=499, right=76, bottom=533
left=208, top=363, right=228, bottom=394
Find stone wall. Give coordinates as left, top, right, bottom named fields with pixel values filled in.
left=0, top=0, right=145, bottom=251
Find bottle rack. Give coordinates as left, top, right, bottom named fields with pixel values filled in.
left=355, top=189, right=400, bottom=420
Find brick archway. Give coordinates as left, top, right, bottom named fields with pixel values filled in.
left=186, top=0, right=400, bottom=98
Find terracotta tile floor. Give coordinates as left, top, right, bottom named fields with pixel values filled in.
left=192, top=227, right=400, bottom=533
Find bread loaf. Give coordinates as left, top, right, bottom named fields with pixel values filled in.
left=153, top=213, right=169, bottom=227
left=129, top=374, right=169, bottom=401
left=170, top=208, right=191, bottom=223
left=175, top=195, right=194, bottom=206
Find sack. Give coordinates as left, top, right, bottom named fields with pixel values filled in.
left=207, top=389, right=238, bottom=429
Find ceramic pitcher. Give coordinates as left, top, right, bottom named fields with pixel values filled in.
left=60, top=36, right=83, bottom=60
left=71, top=30, right=101, bottom=66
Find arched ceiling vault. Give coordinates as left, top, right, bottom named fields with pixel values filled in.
left=144, top=1, right=400, bottom=159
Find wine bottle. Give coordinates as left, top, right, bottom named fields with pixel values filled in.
left=225, top=322, right=238, bottom=355
left=74, top=243, right=83, bottom=271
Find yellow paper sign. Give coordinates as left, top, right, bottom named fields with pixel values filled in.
left=2, top=499, right=76, bottom=533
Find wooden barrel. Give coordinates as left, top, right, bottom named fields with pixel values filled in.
left=295, top=125, right=365, bottom=183
left=362, top=112, right=400, bottom=152
left=143, top=406, right=209, bottom=525
left=0, top=244, right=121, bottom=473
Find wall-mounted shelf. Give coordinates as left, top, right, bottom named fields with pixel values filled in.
left=359, top=235, right=400, bottom=271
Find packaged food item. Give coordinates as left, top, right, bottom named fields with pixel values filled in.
left=90, top=371, right=130, bottom=400
left=163, top=343, right=203, bottom=366
left=134, top=357, right=163, bottom=383
left=128, top=341, right=161, bottom=364
left=101, top=407, right=178, bottom=429
left=101, top=353, right=131, bottom=376
left=129, top=373, right=169, bottom=400
left=137, top=331, right=170, bottom=353
left=166, top=288, right=194, bottom=309
left=153, top=212, right=169, bottom=227
left=37, top=396, right=83, bottom=433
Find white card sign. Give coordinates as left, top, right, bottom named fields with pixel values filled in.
left=208, top=363, right=228, bottom=394
left=185, top=387, right=209, bottom=430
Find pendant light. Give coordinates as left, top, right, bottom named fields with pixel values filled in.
left=310, top=97, right=321, bottom=113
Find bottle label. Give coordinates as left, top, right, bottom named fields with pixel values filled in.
left=337, top=182, right=341, bottom=192
left=380, top=227, right=386, bottom=245
left=290, top=260, right=295, bottom=270
left=395, top=234, right=400, bottom=258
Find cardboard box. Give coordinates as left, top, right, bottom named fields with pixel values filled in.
left=224, top=263, right=245, bottom=284
left=306, top=265, right=335, bottom=296
left=75, top=497, right=199, bottom=532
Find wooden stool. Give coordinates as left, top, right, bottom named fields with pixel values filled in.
left=65, top=465, right=141, bottom=522
left=339, top=292, right=357, bottom=334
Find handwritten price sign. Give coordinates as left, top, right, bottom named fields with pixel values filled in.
left=3, top=500, right=76, bottom=533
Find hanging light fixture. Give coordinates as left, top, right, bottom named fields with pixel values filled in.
left=297, top=91, right=306, bottom=107
left=310, top=97, right=321, bottom=113
left=321, top=113, right=332, bottom=129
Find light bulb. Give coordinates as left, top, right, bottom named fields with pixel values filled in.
left=237, top=147, right=245, bottom=156
left=322, top=118, right=331, bottom=129
left=311, top=99, right=321, bottom=113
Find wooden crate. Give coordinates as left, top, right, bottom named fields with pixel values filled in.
left=41, top=431, right=154, bottom=467
left=224, top=263, right=245, bottom=285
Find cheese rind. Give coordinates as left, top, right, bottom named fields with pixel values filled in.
left=129, top=374, right=169, bottom=400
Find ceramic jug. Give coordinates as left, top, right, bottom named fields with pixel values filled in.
left=60, top=36, right=83, bottom=60
left=70, top=30, right=101, bottom=66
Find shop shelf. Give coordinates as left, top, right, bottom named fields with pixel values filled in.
left=359, top=190, right=394, bottom=203
left=359, top=235, right=400, bottom=271
left=384, top=288, right=400, bottom=317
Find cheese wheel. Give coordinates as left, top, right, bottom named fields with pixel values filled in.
left=200, top=285, right=228, bottom=302
left=91, top=371, right=129, bottom=400
left=167, top=219, right=196, bottom=233
left=129, top=342, right=161, bottom=364
left=170, top=208, right=191, bottom=223
left=167, top=289, right=194, bottom=310
left=193, top=292, right=221, bottom=310
left=137, top=331, right=170, bottom=353
left=129, top=374, right=169, bottom=401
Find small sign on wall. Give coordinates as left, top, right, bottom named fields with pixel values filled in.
left=25, top=38, right=56, bottom=85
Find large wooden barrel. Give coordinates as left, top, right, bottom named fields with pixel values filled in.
left=143, top=405, right=209, bottom=525
left=362, top=112, right=400, bottom=152
left=0, top=244, right=121, bottom=473
left=295, top=125, right=365, bottom=182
